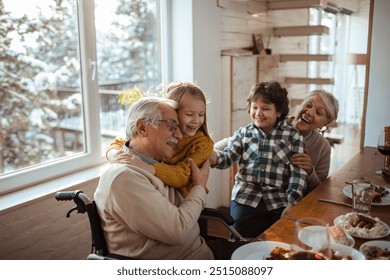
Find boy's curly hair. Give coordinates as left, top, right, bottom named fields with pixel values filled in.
left=246, top=81, right=289, bottom=122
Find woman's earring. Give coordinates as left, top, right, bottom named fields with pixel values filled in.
left=319, top=126, right=327, bottom=134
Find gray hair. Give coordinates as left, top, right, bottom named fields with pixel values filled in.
left=125, top=96, right=178, bottom=139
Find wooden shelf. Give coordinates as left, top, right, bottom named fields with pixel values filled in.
left=279, top=54, right=333, bottom=62
left=266, top=0, right=356, bottom=14
left=284, top=77, right=334, bottom=85
left=267, top=0, right=324, bottom=10
left=221, top=48, right=254, bottom=56
left=273, top=25, right=329, bottom=37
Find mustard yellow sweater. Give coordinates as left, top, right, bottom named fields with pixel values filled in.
left=106, top=131, right=214, bottom=197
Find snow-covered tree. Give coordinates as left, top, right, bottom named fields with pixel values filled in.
left=0, top=1, right=83, bottom=172
left=0, top=0, right=159, bottom=174
left=97, top=0, right=159, bottom=90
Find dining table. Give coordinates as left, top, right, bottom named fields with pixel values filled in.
left=259, top=146, right=390, bottom=250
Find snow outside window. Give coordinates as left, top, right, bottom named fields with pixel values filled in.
left=0, top=0, right=162, bottom=194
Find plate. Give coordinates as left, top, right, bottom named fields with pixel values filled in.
left=329, top=243, right=365, bottom=260
left=230, top=240, right=364, bottom=260
left=334, top=212, right=390, bottom=239
left=359, top=240, right=390, bottom=260
left=343, top=185, right=390, bottom=206
left=231, top=241, right=290, bottom=260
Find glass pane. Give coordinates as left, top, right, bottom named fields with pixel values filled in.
left=308, top=8, right=335, bottom=93
left=94, top=0, right=162, bottom=152
left=0, top=0, right=84, bottom=176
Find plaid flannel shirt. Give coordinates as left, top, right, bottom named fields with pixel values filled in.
left=214, top=119, right=307, bottom=211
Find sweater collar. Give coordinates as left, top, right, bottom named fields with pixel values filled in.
left=122, top=140, right=158, bottom=164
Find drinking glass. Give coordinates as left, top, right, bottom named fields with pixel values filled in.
left=351, top=179, right=374, bottom=215
left=290, top=218, right=330, bottom=260
left=377, top=128, right=390, bottom=171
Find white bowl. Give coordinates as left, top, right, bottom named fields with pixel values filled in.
left=330, top=243, right=366, bottom=260
left=359, top=240, right=390, bottom=259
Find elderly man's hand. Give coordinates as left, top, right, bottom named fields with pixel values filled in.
left=188, top=158, right=210, bottom=192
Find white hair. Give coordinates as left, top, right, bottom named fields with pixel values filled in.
left=125, top=97, right=178, bottom=139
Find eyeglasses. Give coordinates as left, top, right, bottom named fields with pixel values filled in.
left=157, top=119, right=179, bottom=133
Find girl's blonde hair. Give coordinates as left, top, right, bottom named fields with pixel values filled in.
left=166, top=82, right=211, bottom=138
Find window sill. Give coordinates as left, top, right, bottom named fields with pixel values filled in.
left=0, top=163, right=110, bottom=212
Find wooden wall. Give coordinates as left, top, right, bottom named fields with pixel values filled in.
left=0, top=182, right=96, bottom=259
left=218, top=0, right=310, bottom=112
left=219, top=0, right=268, bottom=50
left=217, top=0, right=363, bottom=115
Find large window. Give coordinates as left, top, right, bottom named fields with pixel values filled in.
left=95, top=0, right=162, bottom=149
left=308, top=8, right=337, bottom=94
left=0, top=0, right=162, bottom=194
left=308, top=8, right=357, bottom=124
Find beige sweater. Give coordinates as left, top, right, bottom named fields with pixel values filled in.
left=303, top=130, right=331, bottom=193
left=94, top=163, right=213, bottom=259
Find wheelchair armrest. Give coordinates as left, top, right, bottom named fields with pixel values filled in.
left=200, top=207, right=234, bottom=225
left=199, top=207, right=246, bottom=241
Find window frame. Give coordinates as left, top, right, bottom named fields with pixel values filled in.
left=0, top=0, right=102, bottom=195
left=0, top=0, right=167, bottom=196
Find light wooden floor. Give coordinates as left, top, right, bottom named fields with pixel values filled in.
left=328, top=123, right=361, bottom=175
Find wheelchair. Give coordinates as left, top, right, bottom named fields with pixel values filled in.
left=55, top=190, right=246, bottom=260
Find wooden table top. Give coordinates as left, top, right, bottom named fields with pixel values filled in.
left=259, top=146, right=390, bottom=250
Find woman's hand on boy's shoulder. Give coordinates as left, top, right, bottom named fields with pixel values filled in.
left=291, top=151, right=313, bottom=175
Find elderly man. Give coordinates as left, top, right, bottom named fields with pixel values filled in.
left=94, top=96, right=213, bottom=259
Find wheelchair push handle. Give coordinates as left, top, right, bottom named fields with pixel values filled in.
left=55, top=190, right=94, bottom=217
left=55, top=190, right=83, bottom=201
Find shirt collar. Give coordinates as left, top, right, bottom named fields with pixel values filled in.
left=122, top=140, right=158, bottom=164
left=250, top=118, right=287, bottom=134
left=277, top=118, right=289, bottom=129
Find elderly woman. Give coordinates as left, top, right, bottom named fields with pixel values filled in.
left=214, top=89, right=339, bottom=195
left=289, top=89, right=339, bottom=194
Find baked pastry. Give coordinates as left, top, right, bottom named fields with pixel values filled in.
left=329, top=225, right=352, bottom=246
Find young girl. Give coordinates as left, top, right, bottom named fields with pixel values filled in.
left=210, top=81, right=307, bottom=238
left=106, top=82, right=214, bottom=197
